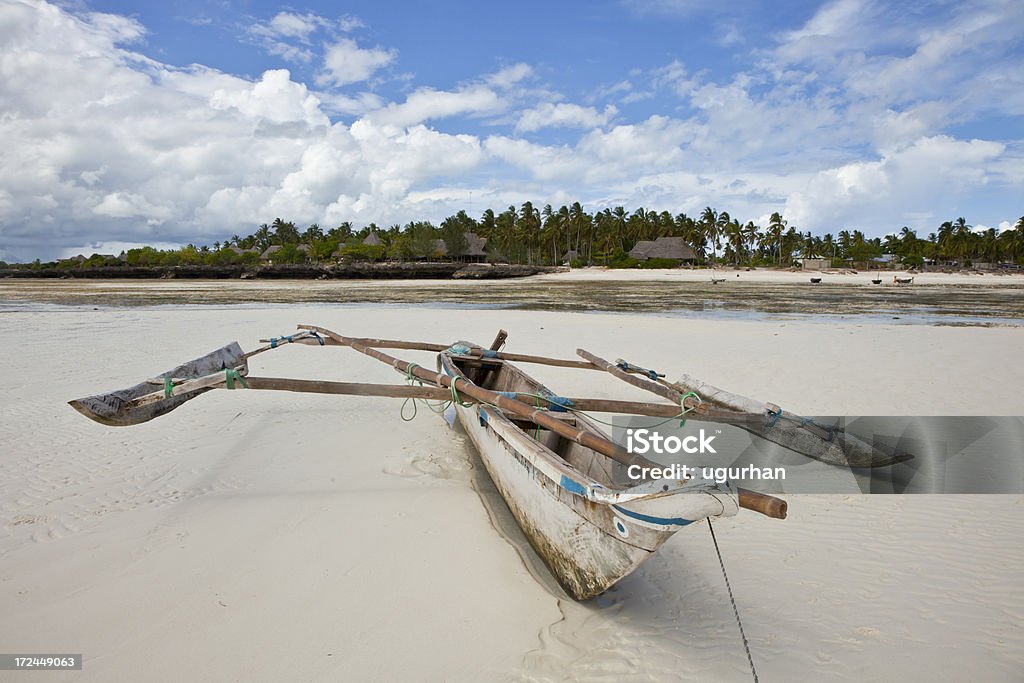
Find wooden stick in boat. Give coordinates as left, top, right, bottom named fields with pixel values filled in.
left=299, top=325, right=786, bottom=519
left=274, top=330, right=601, bottom=370
left=240, top=382, right=713, bottom=417
left=577, top=348, right=699, bottom=407
left=244, top=378, right=452, bottom=400
left=298, top=325, right=652, bottom=463
left=488, top=329, right=508, bottom=351
left=122, top=363, right=748, bottom=424
left=243, top=330, right=324, bottom=359
left=259, top=335, right=448, bottom=351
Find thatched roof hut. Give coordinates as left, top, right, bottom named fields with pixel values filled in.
left=628, top=237, right=696, bottom=263
left=363, top=231, right=382, bottom=246
left=260, top=245, right=283, bottom=260
left=431, top=232, right=488, bottom=261
left=464, top=232, right=487, bottom=259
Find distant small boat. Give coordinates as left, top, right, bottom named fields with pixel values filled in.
left=810, top=277, right=822, bottom=284
left=893, top=276, right=914, bottom=285
left=871, top=277, right=882, bottom=284
left=711, top=277, right=726, bottom=284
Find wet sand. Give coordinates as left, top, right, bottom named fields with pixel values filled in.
left=2, top=271, right=1023, bottom=325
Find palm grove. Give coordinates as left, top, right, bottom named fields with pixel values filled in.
left=30, top=205, right=1024, bottom=270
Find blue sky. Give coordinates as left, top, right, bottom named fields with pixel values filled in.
left=1, top=0, right=1021, bottom=260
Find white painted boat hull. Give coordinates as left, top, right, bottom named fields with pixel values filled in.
left=442, top=354, right=737, bottom=600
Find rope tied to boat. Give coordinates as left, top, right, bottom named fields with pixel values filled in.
left=615, top=359, right=663, bottom=380
left=308, top=330, right=325, bottom=346
left=400, top=362, right=469, bottom=421
left=163, top=375, right=174, bottom=399
left=224, top=368, right=248, bottom=390
left=545, top=396, right=574, bottom=413
left=678, top=391, right=701, bottom=427
left=446, top=343, right=473, bottom=356
left=708, top=519, right=759, bottom=683
left=448, top=376, right=474, bottom=408
left=269, top=334, right=296, bottom=349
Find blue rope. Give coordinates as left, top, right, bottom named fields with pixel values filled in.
left=269, top=334, right=299, bottom=349
left=447, top=344, right=473, bottom=356
left=308, top=331, right=325, bottom=346
left=482, top=349, right=499, bottom=358
left=616, top=359, right=660, bottom=380
left=545, top=396, right=574, bottom=413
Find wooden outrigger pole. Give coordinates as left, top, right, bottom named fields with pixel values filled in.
left=295, top=325, right=787, bottom=520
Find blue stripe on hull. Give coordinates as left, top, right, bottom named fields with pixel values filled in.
left=613, top=504, right=693, bottom=527
left=559, top=474, right=587, bottom=496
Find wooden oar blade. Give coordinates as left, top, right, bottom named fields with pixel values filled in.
left=69, top=342, right=246, bottom=426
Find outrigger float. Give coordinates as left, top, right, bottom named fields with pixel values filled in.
left=70, top=326, right=909, bottom=600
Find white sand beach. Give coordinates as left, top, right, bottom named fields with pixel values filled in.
left=1, top=305, right=1022, bottom=681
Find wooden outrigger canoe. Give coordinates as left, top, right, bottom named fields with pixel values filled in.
left=69, top=325, right=909, bottom=599
left=439, top=345, right=742, bottom=599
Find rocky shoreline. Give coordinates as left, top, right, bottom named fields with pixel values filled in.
left=0, top=262, right=564, bottom=280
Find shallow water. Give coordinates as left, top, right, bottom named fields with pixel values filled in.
left=1, top=278, right=1022, bottom=326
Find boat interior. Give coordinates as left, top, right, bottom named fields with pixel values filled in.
left=449, top=354, right=633, bottom=489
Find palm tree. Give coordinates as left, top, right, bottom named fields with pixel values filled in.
left=837, top=230, right=851, bottom=260
left=951, top=217, right=973, bottom=263
left=767, top=212, right=786, bottom=264
left=496, top=206, right=517, bottom=262
left=519, top=201, right=541, bottom=264
left=568, top=202, right=588, bottom=260
left=821, top=233, right=836, bottom=262
left=724, top=217, right=743, bottom=266
left=742, top=221, right=760, bottom=263
left=254, top=224, right=272, bottom=250
left=701, top=207, right=718, bottom=265
left=612, top=206, right=627, bottom=252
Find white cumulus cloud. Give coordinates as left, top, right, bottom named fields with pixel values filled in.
left=318, top=38, right=396, bottom=87
left=515, top=103, right=618, bottom=133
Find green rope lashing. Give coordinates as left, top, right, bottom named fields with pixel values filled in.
left=447, top=344, right=473, bottom=356
left=405, top=362, right=419, bottom=383
left=449, top=377, right=474, bottom=408
left=401, top=362, right=457, bottom=420
left=163, top=375, right=174, bottom=399
left=400, top=395, right=418, bottom=421
left=224, top=368, right=248, bottom=390
left=677, top=391, right=701, bottom=427
left=401, top=362, right=422, bottom=421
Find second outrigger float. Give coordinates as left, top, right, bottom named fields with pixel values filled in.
left=70, top=326, right=909, bottom=600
